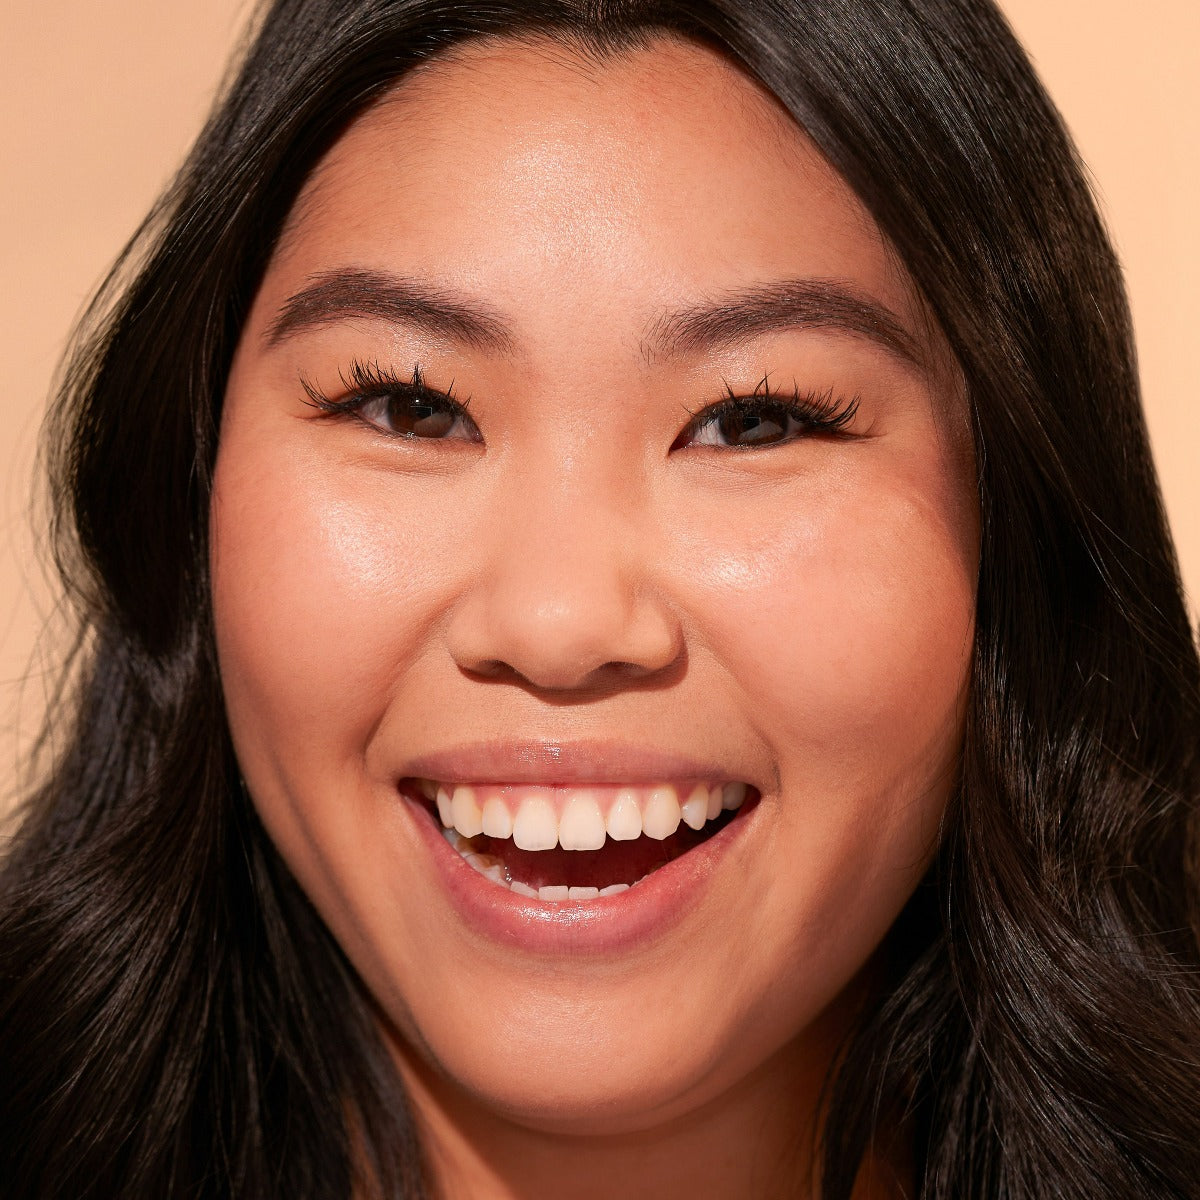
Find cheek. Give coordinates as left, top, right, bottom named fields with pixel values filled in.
left=662, top=456, right=974, bottom=1026
left=209, top=443, right=462, bottom=775
left=672, top=451, right=975, bottom=861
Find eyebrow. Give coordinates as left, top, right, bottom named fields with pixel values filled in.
left=265, top=267, right=514, bottom=353
left=645, top=278, right=923, bottom=368
left=266, top=268, right=922, bottom=369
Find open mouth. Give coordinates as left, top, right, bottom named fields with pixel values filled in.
left=402, top=779, right=757, bottom=901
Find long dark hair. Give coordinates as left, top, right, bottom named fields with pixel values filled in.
left=2, top=1, right=1198, bottom=1196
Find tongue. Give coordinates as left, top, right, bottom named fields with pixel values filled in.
left=476, top=823, right=720, bottom=890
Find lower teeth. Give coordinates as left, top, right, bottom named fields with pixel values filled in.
left=442, top=826, right=648, bottom=901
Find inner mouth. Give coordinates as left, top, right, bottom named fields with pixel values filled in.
left=403, top=779, right=756, bottom=902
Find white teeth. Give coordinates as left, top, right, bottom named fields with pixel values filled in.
left=512, top=791, right=558, bottom=851
left=706, top=785, right=723, bottom=821
left=436, top=786, right=454, bottom=829
left=642, top=785, right=682, bottom=840
left=429, top=778, right=753, bottom=895
left=680, top=784, right=709, bottom=831
left=557, top=792, right=607, bottom=850
left=451, top=785, right=484, bottom=838
left=606, top=788, right=643, bottom=841
left=481, top=795, right=514, bottom=839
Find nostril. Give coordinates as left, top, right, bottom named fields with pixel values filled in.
left=456, top=655, right=684, bottom=696
left=457, top=658, right=519, bottom=682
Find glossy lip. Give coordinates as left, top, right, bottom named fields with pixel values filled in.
left=397, top=740, right=763, bottom=954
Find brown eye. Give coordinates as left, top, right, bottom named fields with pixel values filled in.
left=680, top=400, right=803, bottom=449
left=384, top=397, right=456, bottom=438
left=357, top=392, right=480, bottom=441
left=714, top=404, right=791, bottom=446
left=675, top=385, right=860, bottom=451
left=304, top=361, right=482, bottom=443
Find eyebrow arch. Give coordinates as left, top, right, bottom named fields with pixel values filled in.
left=265, top=267, right=514, bottom=354
left=646, top=278, right=924, bottom=368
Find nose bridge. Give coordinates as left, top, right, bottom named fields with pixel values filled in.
left=519, top=443, right=626, bottom=568
left=445, top=446, right=681, bottom=690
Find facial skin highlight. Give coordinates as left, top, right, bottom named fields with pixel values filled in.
left=211, top=35, right=978, bottom=1200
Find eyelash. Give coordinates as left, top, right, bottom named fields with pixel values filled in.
left=673, top=376, right=860, bottom=450
left=302, top=360, right=861, bottom=449
left=302, top=360, right=480, bottom=440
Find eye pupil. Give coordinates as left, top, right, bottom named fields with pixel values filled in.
left=390, top=398, right=455, bottom=438
left=718, top=405, right=788, bottom=446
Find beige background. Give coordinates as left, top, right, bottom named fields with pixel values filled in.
left=2, top=2, right=1197, bottom=806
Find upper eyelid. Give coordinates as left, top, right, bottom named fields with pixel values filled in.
left=681, top=383, right=860, bottom=426
left=686, top=372, right=851, bottom=408
left=301, top=361, right=471, bottom=411
left=308, top=362, right=838, bottom=411
left=302, top=361, right=858, bottom=439
left=298, top=364, right=482, bottom=449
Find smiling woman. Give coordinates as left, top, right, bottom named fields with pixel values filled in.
left=213, top=41, right=975, bottom=1187
left=1, top=3, right=1198, bottom=1199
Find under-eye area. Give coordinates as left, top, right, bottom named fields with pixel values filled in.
left=401, top=779, right=756, bottom=900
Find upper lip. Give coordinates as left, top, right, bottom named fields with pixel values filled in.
left=402, top=738, right=748, bottom=787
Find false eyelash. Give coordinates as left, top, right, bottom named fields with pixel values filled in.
left=300, top=359, right=469, bottom=419
left=677, top=376, right=861, bottom=445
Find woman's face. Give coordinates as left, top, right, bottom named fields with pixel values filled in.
left=213, top=34, right=976, bottom=1150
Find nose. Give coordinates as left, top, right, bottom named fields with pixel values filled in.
left=444, top=479, right=683, bottom=693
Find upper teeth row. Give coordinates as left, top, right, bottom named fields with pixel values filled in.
left=419, top=781, right=748, bottom=849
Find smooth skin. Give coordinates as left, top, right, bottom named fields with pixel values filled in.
left=212, top=36, right=978, bottom=1199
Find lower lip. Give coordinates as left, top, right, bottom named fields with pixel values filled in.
left=402, top=789, right=758, bottom=954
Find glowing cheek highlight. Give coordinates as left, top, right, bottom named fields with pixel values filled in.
left=677, top=478, right=973, bottom=788
left=211, top=450, right=469, bottom=752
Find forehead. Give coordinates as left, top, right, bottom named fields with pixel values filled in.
left=264, top=33, right=925, bottom=358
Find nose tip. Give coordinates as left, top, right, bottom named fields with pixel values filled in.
left=444, top=538, right=683, bottom=694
